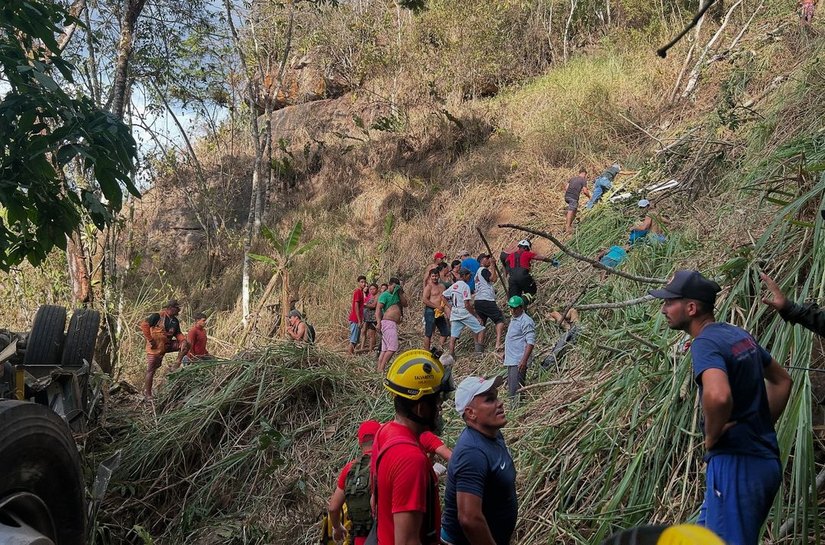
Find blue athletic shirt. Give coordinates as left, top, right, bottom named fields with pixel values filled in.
left=441, top=427, right=517, bottom=545
left=690, top=322, right=778, bottom=461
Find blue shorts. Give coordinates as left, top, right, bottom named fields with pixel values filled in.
left=450, top=315, right=484, bottom=337
left=348, top=322, right=360, bottom=344
left=698, top=454, right=781, bottom=545
left=424, top=307, right=450, bottom=338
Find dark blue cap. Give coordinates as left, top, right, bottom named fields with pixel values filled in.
left=649, top=270, right=721, bottom=305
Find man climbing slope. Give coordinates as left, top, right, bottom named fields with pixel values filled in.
left=650, top=270, right=792, bottom=545
left=564, top=168, right=591, bottom=233
left=499, top=240, right=552, bottom=302
left=585, top=163, right=621, bottom=209
left=140, top=299, right=190, bottom=399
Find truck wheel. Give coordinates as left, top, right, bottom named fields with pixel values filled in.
left=23, top=306, right=67, bottom=365
left=60, top=309, right=100, bottom=369
left=0, top=400, right=85, bottom=545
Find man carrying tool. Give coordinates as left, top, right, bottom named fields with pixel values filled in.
left=761, top=272, right=825, bottom=337
left=373, top=349, right=450, bottom=545
left=327, top=419, right=382, bottom=545
left=441, top=375, right=517, bottom=545
left=140, top=299, right=190, bottom=399
left=473, top=254, right=506, bottom=353
left=564, top=168, right=591, bottom=233
left=499, top=240, right=552, bottom=302
left=650, top=270, right=792, bottom=545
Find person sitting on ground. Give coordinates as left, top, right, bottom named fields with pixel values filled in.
left=564, top=168, right=591, bottom=233
left=363, top=283, right=380, bottom=353
left=327, top=419, right=381, bottom=545
left=458, top=250, right=481, bottom=293
left=474, top=253, right=506, bottom=352
left=376, top=277, right=409, bottom=372
left=629, top=199, right=666, bottom=245
left=800, top=0, right=817, bottom=23
left=348, top=275, right=367, bottom=355
left=585, top=163, right=621, bottom=209
left=549, top=307, right=579, bottom=331
left=595, top=244, right=629, bottom=281
left=184, top=312, right=212, bottom=364
left=761, top=272, right=825, bottom=337
left=443, top=268, right=486, bottom=357
left=500, top=239, right=552, bottom=302
left=285, top=309, right=311, bottom=342
left=423, top=269, right=450, bottom=351
left=140, top=299, right=190, bottom=399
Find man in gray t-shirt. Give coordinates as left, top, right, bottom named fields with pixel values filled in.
left=503, top=295, right=536, bottom=399
left=564, top=168, right=590, bottom=233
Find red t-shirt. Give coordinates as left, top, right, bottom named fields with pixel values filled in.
left=505, top=250, right=538, bottom=270
left=349, top=288, right=365, bottom=323
left=336, top=459, right=368, bottom=545
left=418, top=431, right=444, bottom=454
left=187, top=326, right=208, bottom=357
left=372, top=422, right=440, bottom=545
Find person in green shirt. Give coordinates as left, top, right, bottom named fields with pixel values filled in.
left=376, top=277, right=408, bottom=372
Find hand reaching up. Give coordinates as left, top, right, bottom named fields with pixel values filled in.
left=760, top=273, right=788, bottom=312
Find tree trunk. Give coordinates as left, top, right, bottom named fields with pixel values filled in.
left=66, top=231, right=91, bottom=305
left=110, top=0, right=147, bottom=118
left=280, top=268, right=290, bottom=337
left=563, top=0, right=578, bottom=62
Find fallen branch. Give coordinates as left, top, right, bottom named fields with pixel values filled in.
left=682, top=0, right=744, bottom=98
left=497, top=224, right=668, bottom=284
left=576, top=295, right=656, bottom=310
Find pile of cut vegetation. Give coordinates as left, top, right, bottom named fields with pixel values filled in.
left=89, top=344, right=395, bottom=544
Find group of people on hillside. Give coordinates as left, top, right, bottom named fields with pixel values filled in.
left=345, top=242, right=553, bottom=397
left=324, top=269, right=825, bottom=545
left=139, top=299, right=212, bottom=399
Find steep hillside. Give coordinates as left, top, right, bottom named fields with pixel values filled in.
left=78, top=9, right=825, bottom=545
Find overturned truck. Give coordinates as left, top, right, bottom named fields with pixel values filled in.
left=0, top=305, right=102, bottom=545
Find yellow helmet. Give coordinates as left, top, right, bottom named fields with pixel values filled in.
left=384, top=349, right=445, bottom=400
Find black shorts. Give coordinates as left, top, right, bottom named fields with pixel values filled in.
left=474, top=300, right=504, bottom=325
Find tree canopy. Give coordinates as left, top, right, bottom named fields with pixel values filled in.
left=0, top=0, right=139, bottom=270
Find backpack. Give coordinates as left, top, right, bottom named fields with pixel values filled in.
left=344, top=454, right=373, bottom=536
left=305, top=321, right=316, bottom=344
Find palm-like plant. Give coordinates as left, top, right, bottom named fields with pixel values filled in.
left=242, top=221, right=317, bottom=345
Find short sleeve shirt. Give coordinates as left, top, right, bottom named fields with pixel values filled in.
left=443, top=281, right=472, bottom=321
left=336, top=460, right=355, bottom=490
left=377, top=288, right=401, bottom=313
left=441, top=427, right=517, bottom=545
left=187, top=326, right=208, bottom=357
left=504, top=312, right=536, bottom=366
left=146, top=312, right=183, bottom=341
left=373, top=422, right=440, bottom=545
left=460, top=258, right=481, bottom=292
left=690, top=322, right=778, bottom=460
left=564, top=175, right=587, bottom=202
left=505, top=250, right=538, bottom=270
left=349, top=288, right=365, bottom=323
left=419, top=431, right=445, bottom=454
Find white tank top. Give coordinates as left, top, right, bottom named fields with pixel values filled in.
left=474, top=267, right=496, bottom=301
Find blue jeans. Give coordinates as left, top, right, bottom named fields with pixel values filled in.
left=698, top=454, right=781, bottom=545
left=585, top=176, right=613, bottom=209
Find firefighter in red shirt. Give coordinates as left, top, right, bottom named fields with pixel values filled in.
left=372, top=350, right=452, bottom=545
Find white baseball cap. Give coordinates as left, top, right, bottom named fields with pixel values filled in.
left=455, top=375, right=504, bottom=414
left=517, top=239, right=531, bottom=248
left=638, top=199, right=650, bottom=208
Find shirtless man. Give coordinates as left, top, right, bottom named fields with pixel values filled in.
left=376, top=277, right=409, bottom=372
left=423, top=269, right=450, bottom=351
left=424, top=252, right=447, bottom=285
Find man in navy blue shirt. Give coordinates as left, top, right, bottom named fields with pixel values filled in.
left=650, top=270, right=793, bottom=545
left=441, top=375, right=517, bottom=545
